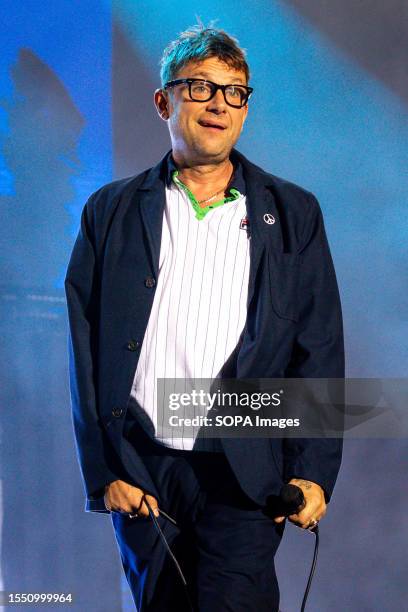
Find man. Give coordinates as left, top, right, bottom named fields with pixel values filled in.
left=65, top=24, right=344, bottom=611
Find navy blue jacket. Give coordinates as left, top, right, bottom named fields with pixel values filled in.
left=64, top=148, right=344, bottom=513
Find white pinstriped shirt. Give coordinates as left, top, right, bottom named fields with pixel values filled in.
left=128, top=160, right=250, bottom=450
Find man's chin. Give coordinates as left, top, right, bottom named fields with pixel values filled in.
left=193, top=143, right=232, bottom=163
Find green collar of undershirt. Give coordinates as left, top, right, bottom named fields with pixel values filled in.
left=171, top=169, right=242, bottom=221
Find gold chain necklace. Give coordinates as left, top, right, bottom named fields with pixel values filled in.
left=197, top=187, right=227, bottom=204
left=177, top=164, right=234, bottom=205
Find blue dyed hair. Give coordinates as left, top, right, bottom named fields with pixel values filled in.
left=159, top=19, right=250, bottom=87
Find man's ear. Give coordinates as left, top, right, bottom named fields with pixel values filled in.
left=154, top=88, right=169, bottom=120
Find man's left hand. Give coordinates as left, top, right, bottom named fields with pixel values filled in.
left=273, top=478, right=326, bottom=529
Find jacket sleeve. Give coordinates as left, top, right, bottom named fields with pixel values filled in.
left=283, top=194, right=345, bottom=502
left=64, top=195, right=123, bottom=503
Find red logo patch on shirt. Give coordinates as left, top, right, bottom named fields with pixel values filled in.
left=240, top=216, right=250, bottom=231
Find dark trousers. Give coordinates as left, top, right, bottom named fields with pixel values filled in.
left=111, top=420, right=284, bottom=611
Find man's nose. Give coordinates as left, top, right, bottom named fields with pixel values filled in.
left=206, top=88, right=226, bottom=112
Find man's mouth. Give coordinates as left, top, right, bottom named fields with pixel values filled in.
left=198, top=120, right=227, bottom=131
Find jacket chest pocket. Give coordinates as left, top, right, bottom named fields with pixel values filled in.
left=267, top=250, right=301, bottom=322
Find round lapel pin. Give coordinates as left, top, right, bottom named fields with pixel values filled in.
left=263, top=213, right=275, bottom=225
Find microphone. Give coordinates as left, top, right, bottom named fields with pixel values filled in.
left=279, top=483, right=306, bottom=515
left=279, top=483, right=319, bottom=534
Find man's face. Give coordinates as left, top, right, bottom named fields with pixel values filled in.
left=155, top=56, right=249, bottom=164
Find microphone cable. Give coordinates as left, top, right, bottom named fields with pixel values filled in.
left=301, top=524, right=319, bottom=612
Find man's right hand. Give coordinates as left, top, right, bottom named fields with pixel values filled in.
left=104, top=479, right=159, bottom=518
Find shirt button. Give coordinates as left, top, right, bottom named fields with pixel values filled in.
left=127, top=340, right=140, bottom=351
left=112, top=407, right=123, bottom=418
left=144, top=275, right=156, bottom=288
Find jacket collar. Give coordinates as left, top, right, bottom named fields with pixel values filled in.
left=137, top=148, right=281, bottom=242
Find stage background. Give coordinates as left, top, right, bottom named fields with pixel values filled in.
left=0, top=1, right=407, bottom=610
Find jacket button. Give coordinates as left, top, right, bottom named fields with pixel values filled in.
left=112, top=407, right=123, bottom=418
left=127, top=340, right=140, bottom=351
left=144, top=275, right=156, bottom=288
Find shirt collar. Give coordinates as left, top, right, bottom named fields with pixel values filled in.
left=165, top=150, right=246, bottom=195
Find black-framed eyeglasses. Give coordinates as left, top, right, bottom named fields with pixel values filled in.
left=163, top=78, right=253, bottom=108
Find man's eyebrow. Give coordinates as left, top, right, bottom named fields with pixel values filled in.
left=189, top=71, right=246, bottom=84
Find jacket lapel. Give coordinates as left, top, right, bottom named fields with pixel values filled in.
left=230, top=149, right=283, bottom=309
left=137, top=154, right=168, bottom=278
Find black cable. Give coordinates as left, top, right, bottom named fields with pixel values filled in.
left=301, top=525, right=319, bottom=612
